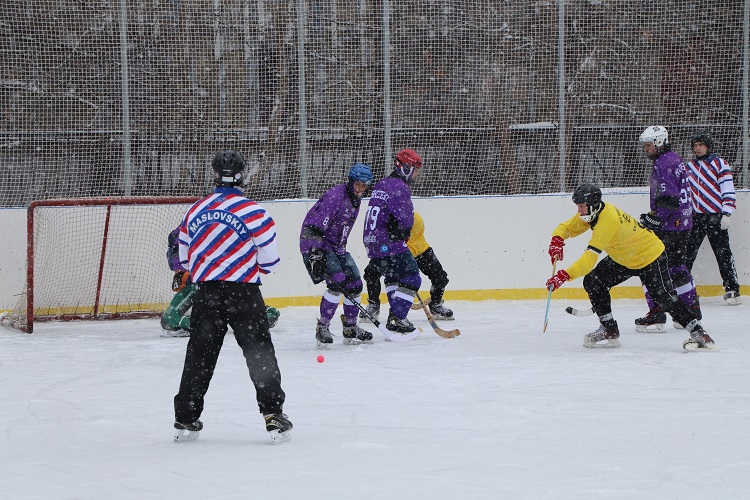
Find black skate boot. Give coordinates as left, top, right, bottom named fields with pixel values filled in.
left=341, top=315, right=374, bottom=345
left=359, top=301, right=380, bottom=323
left=315, top=320, right=333, bottom=350
left=583, top=320, right=621, bottom=348
left=264, top=413, right=293, bottom=443
left=429, top=300, right=454, bottom=321
left=386, top=312, right=416, bottom=334
left=634, top=308, right=667, bottom=333
left=174, top=419, right=203, bottom=442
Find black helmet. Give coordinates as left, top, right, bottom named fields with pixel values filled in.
left=690, top=131, right=714, bottom=158
left=212, top=150, right=246, bottom=187
left=572, top=183, right=603, bottom=223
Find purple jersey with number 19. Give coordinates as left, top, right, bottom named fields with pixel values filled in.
left=362, top=176, right=414, bottom=258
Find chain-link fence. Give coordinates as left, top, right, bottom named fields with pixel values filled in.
left=2, top=0, right=749, bottom=206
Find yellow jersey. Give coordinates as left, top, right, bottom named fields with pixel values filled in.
left=552, top=203, right=665, bottom=280
left=407, top=212, right=430, bottom=257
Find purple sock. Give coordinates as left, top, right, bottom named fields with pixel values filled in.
left=319, top=290, right=341, bottom=324
left=342, top=297, right=360, bottom=325
left=386, top=288, right=414, bottom=320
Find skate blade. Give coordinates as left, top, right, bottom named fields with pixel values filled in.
left=316, top=341, right=332, bottom=350
left=725, top=297, right=741, bottom=306
left=343, top=338, right=373, bottom=345
left=431, top=313, right=455, bottom=321
left=174, top=429, right=200, bottom=442
left=583, top=338, right=621, bottom=349
left=384, top=327, right=422, bottom=342
left=161, top=329, right=191, bottom=338
left=269, top=430, right=292, bottom=444
left=683, top=340, right=718, bottom=352
left=634, top=324, right=666, bottom=333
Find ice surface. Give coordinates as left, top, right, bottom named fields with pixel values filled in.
left=1, top=297, right=748, bottom=499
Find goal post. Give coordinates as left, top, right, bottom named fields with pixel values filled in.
left=2, top=197, right=199, bottom=333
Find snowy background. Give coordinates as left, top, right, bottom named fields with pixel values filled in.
left=1, top=297, right=748, bottom=499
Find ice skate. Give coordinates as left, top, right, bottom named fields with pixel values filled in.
left=174, top=420, right=202, bottom=442
left=723, top=291, right=741, bottom=306
left=428, top=300, right=454, bottom=321
left=634, top=308, right=666, bottom=333
left=359, top=301, right=380, bottom=323
left=583, top=320, right=620, bottom=348
left=386, top=313, right=416, bottom=334
left=682, top=326, right=717, bottom=351
left=341, top=316, right=374, bottom=345
left=160, top=328, right=191, bottom=338
left=315, top=320, right=333, bottom=350
left=264, top=413, right=293, bottom=444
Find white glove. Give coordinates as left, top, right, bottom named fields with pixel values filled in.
left=720, top=214, right=731, bottom=230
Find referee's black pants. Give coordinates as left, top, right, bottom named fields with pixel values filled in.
left=686, top=212, right=740, bottom=294
left=174, top=281, right=285, bottom=425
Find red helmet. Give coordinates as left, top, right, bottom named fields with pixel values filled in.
left=394, top=148, right=423, bottom=182
left=395, top=148, right=423, bottom=169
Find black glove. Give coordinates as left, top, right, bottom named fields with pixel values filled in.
left=308, top=248, right=326, bottom=282
left=640, top=212, right=663, bottom=231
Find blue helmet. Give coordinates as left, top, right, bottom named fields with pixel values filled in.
left=348, top=163, right=373, bottom=185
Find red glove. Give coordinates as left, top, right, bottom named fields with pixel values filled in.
left=546, top=269, right=570, bottom=291
left=548, top=236, right=565, bottom=264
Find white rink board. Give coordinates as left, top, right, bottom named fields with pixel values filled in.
left=1, top=191, right=748, bottom=311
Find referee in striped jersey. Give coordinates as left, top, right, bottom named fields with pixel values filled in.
left=172, top=150, right=292, bottom=443
left=685, top=131, right=741, bottom=306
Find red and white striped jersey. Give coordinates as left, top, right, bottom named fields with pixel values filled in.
left=178, top=187, right=280, bottom=283
left=687, top=154, right=737, bottom=215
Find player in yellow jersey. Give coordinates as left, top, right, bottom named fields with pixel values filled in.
left=546, top=184, right=716, bottom=351
left=361, top=211, right=453, bottom=321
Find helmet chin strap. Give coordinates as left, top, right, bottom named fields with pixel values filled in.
left=580, top=203, right=602, bottom=223
left=402, top=165, right=419, bottom=183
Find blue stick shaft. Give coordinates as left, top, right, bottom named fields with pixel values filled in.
left=543, top=260, right=557, bottom=333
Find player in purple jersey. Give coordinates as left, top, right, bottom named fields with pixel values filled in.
left=362, top=148, right=424, bottom=334
left=635, top=126, right=701, bottom=333
left=173, top=150, right=291, bottom=444
left=685, top=131, right=741, bottom=306
left=300, top=163, right=375, bottom=349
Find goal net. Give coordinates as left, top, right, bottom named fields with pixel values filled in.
left=2, top=198, right=198, bottom=333
left=1, top=0, right=747, bottom=208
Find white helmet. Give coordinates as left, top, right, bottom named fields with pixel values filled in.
left=639, top=126, right=669, bottom=147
